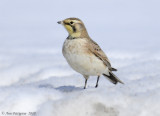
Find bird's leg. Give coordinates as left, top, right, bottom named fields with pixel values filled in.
left=95, top=76, right=100, bottom=88
left=84, top=79, right=88, bottom=89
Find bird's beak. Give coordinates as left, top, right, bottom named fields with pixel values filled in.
left=57, top=21, right=62, bottom=24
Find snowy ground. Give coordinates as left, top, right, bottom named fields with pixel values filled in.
left=0, top=0, right=160, bottom=116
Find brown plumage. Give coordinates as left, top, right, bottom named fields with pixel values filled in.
left=58, top=17, right=124, bottom=89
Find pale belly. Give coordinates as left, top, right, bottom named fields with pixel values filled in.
left=62, top=38, right=107, bottom=76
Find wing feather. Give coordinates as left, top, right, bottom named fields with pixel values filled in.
left=87, top=39, right=115, bottom=71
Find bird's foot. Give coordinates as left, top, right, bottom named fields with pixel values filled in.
left=95, top=85, right=98, bottom=88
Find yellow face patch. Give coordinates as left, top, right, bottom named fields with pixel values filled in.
left=63, top=19, right=81, bottom=37
left=64, top=24, right=73, bottom=35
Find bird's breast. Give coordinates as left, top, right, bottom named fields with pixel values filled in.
left=62, top=38, right=106, bottom=76
left=62, top=38, right=88, bottom=54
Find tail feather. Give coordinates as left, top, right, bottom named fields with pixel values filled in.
left=103, top=72, right=124, bottom=84
left=111, top=68, right=117, bottom=71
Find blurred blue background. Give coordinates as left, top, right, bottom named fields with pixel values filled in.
left=1, top=0, right=160, bottom=53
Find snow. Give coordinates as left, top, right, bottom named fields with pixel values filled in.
left=0, top=0, right=160, bottom=116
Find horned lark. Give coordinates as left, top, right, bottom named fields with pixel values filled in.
left=58, top=18, right=124, bottom=89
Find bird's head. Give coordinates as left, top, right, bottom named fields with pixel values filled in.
left=58, top=18, right=89, bottom=38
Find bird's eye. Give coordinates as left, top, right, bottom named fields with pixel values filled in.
left=70, top=21, right=74, bottom=24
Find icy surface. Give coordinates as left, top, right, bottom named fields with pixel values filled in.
left=0, top=0, right=160, bottom=116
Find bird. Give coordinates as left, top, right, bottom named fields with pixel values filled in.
left=57, top=17, right=124, bottom=89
